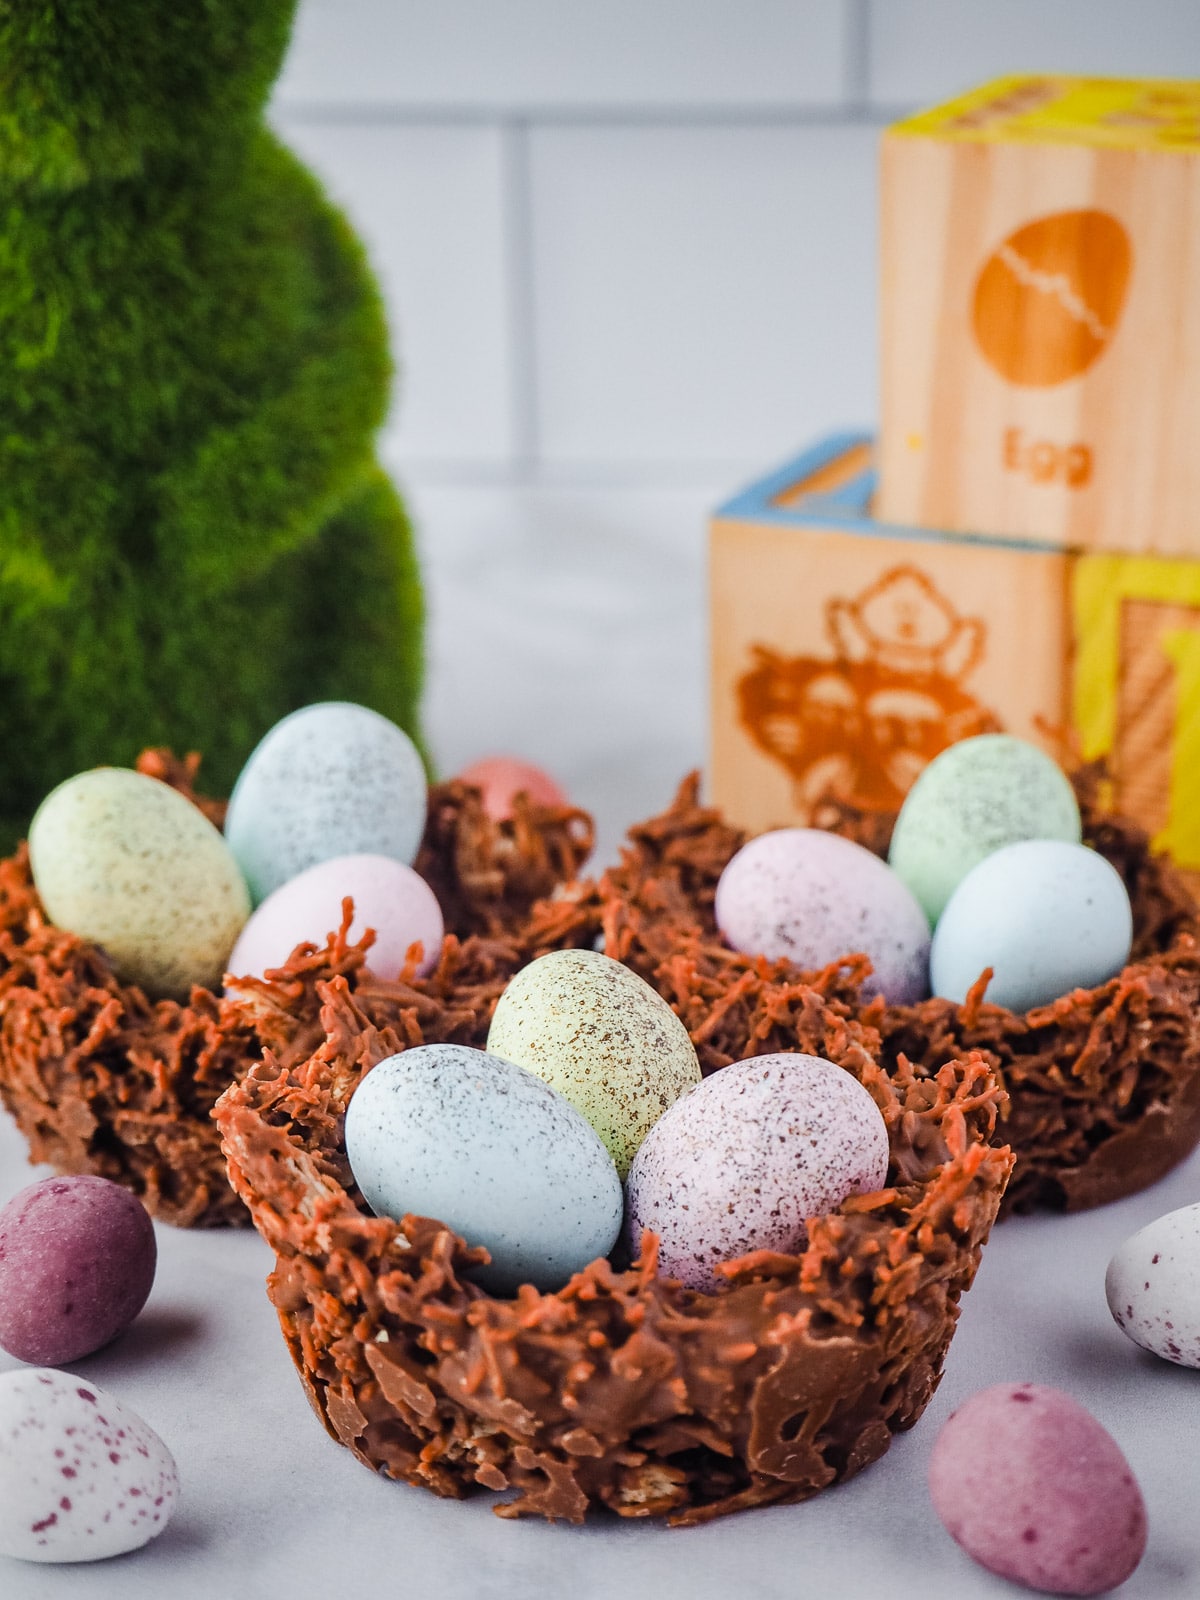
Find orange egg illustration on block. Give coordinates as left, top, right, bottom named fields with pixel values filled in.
left=972, top=209, right=1132, bottom=387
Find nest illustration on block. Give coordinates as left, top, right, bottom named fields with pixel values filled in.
left=559, top=773, right=1200, bottom=1216
left=216, top=971, right=1010, bottom=1525
left=0, top=753, right=593, bottom=1226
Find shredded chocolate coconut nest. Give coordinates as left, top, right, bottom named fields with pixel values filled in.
left=0, top=754, right=593, bottom=1226
left=216, top=972, right=1011, bottom=1524
left=533, top=773, right=1200, bottom=1216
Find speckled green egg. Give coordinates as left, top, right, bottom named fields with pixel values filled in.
left=888, top=734, right=1082, bottom=924
left=29, top=769, right=251, bottom=999
left=486, top=948, right=702, bottom=1178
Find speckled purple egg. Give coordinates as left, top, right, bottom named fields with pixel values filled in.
left=0, top=1177, right=157, bottom=1365
left=929, top=1383, right=1147, bottom=1596
left=624, top=1052, right=890, bottom=1292
left=714, top=829, right=930, bottom=1002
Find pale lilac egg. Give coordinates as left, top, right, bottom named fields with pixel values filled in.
left=624, top=1052, right=890, bottom=1292
left=715, top=828, right=930, bottom=1002
left=457, top=755, right=567, bottom=821
left=226, top=852, right=444, bottom=983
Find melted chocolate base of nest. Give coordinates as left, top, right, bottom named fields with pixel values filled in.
left=539, top=772, right=1200, bottom=1216
left=0, top=752, right=593, bottom=1226
left=216, top=966, right=1011, bottom=1525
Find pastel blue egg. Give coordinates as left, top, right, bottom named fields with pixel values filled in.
left=225, top=702, right=426, bottom=904
left=344, top=1043, right=624, bottom=1296
left=930, top=840, right=1133, bottom=1012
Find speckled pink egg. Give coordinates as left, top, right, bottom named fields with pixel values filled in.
left=714, top=829, right=930, bottom=1002
left=0, top=1177, right=156, bottom=1365
left=929, top=1383, right=1147, bottom=1596
left=624, top=1052, right=890, bottom=1292
left=457, top=755, right=567, bottom=820
left=226, top=852, right=444, bottom=983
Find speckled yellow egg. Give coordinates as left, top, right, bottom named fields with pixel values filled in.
left=486, top=948, right=701, bottom=1178
left=29, top=768, right=250, bottom=999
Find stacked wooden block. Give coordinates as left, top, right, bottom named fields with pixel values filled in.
left=711, top=75, right=1200, bottom=880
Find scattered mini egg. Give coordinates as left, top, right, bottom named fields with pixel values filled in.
left=888, top=733, right=1082, bottom=924
left=224, top=701, right=427, bottom=904
left=226, top=852, right=444, bottom=984
left=29, top=767, right=250, bottom=998
left=0, top=1368, right=178, bottom=1563
left=0, top=1177, right=156, bottom=1366
left=344, top=1043, right=623, bottom=1295
left=625, top=1052, right=890, bottom=1292
left=928, top=1382, right=1147, bottom=1597
left=457, top=754, right=567, bottom=821
left=930, top=839, right=1133, bottom=1011
left=486, top=948, right=702, bottom=1178
left=1106, top=1201, right=1200, bottom=1368
left=714, top=828, right=930, bottom=1003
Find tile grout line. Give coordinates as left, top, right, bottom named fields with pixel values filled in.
left=843, top=0, right=872, bottom=114
left=273, top=101, right=910, bottom=129
left=499, top=117, right=540, bottom=479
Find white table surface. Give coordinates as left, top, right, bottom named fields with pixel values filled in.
left=3, top=479, right=1199, bottom=1598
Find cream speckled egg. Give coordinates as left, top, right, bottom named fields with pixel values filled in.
left=345, top=1044, right=623, bottom=1295
left=625, top=1053, right=890, bottom=1291
left=0, top=1368, right=178, bottom=1563
left=1106, top=1202, right=1200, bottom=1368
left=714, top=828, right=930, bottom=1003
left=29, top=768, right=250, bottom=998
left=889, top=733, right=1082, bottom=924
left=224, top=701, right=427, bottom=904
left=486, top=948, right=701, bottom=1178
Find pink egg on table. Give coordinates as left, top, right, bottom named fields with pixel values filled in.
left=714, top=828, right=931, bottom=1003
left=226, top=852, right=444, bottom=983
left=457, top=755, right=567, bottom=820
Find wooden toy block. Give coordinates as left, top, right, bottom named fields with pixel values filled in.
left=878, top=75, right=1200, bottom=556
left=712, top=436, right=1200, bottom=880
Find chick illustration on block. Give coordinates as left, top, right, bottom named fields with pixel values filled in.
left=0, top=4, right=424, bottom=845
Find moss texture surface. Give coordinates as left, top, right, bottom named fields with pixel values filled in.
left=0, top=3, right=424, bottom=845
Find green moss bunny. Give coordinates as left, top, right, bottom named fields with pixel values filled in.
left=0, top=3, right=424, bottom=844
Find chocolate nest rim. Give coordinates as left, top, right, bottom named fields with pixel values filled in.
left=0, top=750, right=594, bottom=1226
left=215, top=953, right=1011, bottom=1525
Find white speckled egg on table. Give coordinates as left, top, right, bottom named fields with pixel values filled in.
left=224, top=701, right=427, bottom=904
left=486, top=948, right=702, bottom=1178
left=888, top=733, right=1082, bottom=923
left=344, top=1043, right=623, bottom=1295
left=29, top=767, right=250, bottom=999
left=714, top=828, right=930, bottom=1003
left=226, top=852, right=444, bottom=984
left=0, top=1368, right=178, bottom=1563
left=930, top=839, right=1133, bottom=1011
left=1106, top=1202, right=1200, bottom=1367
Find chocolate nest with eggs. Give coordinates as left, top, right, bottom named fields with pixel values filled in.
left=0, top=750, right=594, bottom=1226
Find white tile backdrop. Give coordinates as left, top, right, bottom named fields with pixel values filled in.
left=269, top=0, right=1200, bottom=822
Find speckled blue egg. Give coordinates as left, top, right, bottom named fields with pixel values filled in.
left=714, top=829, right=930, bottom=1003
left=344, top=1044, right=624, bottom=1296
left=931, top=839, right=1133, bottom=1011
left=625, top=1053, right=890, bottom=1292
left=224, top=702, right=427, bottom=904
left=888, top=733, right=1081, bottom=924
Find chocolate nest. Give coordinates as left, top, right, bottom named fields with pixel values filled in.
left=0, top=750, right=594, bottom=1226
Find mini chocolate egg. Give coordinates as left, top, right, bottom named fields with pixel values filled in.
left=486, top=948, right=701, bottom=1178
left=930, top=839, right=1132, bottom=1011
left=29, top=767, right=250, bottom=998
left=224, top=701, right=427, bottom=904
left=625, top=1053, right=890, bottom=1291
left=344, top=1043, right=623, bottom=1295
left=226, top=852, right=444, bottom=984
left=929, top=1382, right=1147, bottom=1596
left=0, top=1368, right=178, bottom=1563
left=1106, top=1201, right=1200, bottom=1367
left=0, top=1177, right=156, bottom=1365
left=457, top=755, right=567, bottom=821
left=714, top=828, right=930, bottom=1003
left=888, top=734, right=1082, bottom=923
